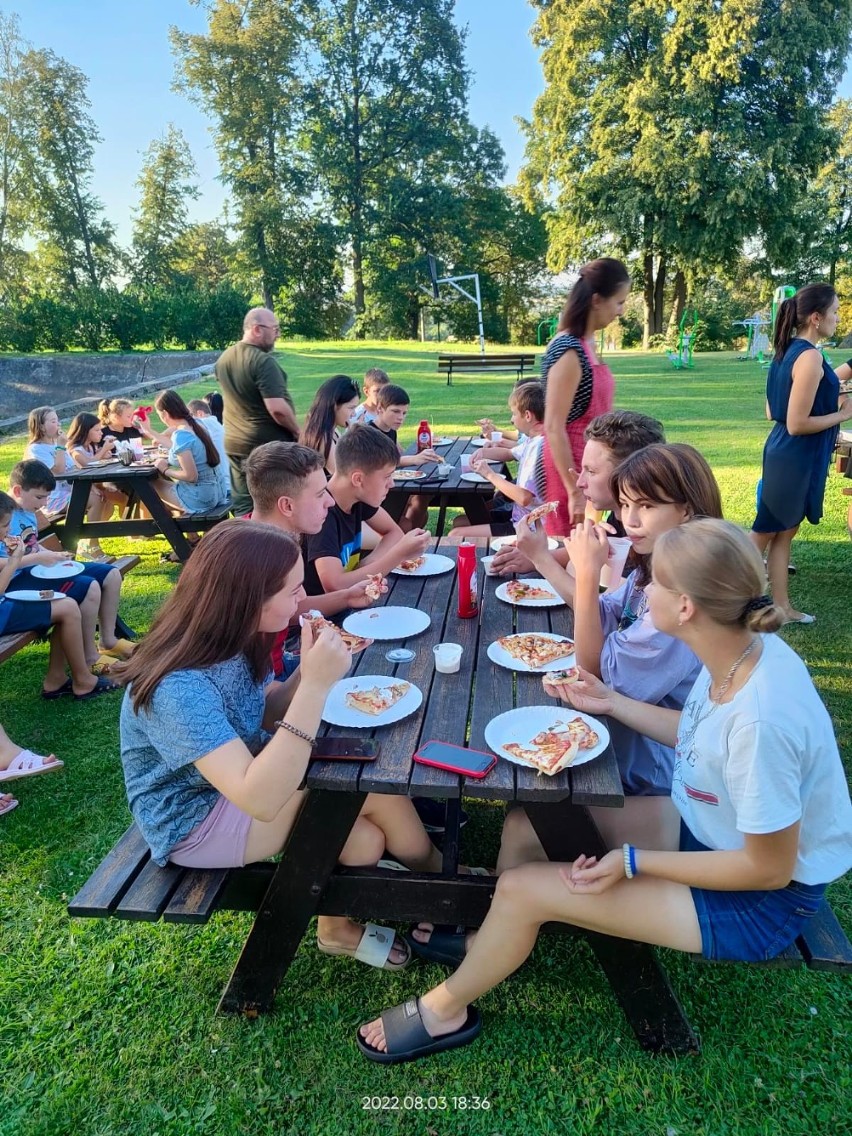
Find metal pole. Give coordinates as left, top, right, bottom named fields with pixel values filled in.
left=474, top=273, right=485, bottom=355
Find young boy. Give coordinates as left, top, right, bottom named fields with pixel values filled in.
left=305, top=425, right=430, bottom=594
left=7, top=461, right=133, bottom=668
left=370, top=385, right=441, bottom=467
left=0, top=491, right=117, bottom=699
left=453, top=382, right=546, bottom=538
left=350, top=368, right=390, bottom=425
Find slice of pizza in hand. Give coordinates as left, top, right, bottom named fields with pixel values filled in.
left=505, top=579, right=556, bottom=602
left=523, top=501, right=558, bottom=528
left=398, top=555, right=426, bottom=572
left=364, top=572, right=384, bottom=601
left=303, top=613, right=373, bottom=653
left=542, top=667, right=581, bottom=693
left=345, top=681, right=411, bottom=716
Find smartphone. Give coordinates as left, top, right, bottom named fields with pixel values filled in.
left=413, top=740, right=496, bottom=778
left=311, top=737, right=378, bottom=761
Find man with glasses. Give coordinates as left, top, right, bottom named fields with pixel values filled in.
left=215, top=307, right=301, bottom=514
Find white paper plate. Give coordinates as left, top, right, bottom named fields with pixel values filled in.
left=485, top=707, right=609, bottom=770
left=433, top=437, right=455, bottom=446
left=343, top=605, right=430, bottom=641
left=392, top=469, right=426, bottom=481
left=391, top=553, right=455, bottom=577
left=322, top=675, right=423, bottom=727
left=30, top=561, right=85, bottom=580
left=86, top=459, right=119, bottom=468
left=495, top=578, right=564, bottom=608
left=460, top=471, right=490, bottom=484
left=490, top=534, right=559, bottom=553
left=469, top=438, right=487, bottom=447
left=487, top=633, right=575, bottom=673
left=4, top=590, right=69, bottom=602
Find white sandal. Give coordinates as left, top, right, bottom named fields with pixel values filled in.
left=317, top=922, right=411, bottom=970
left=0, top=750, right=64, bottom=783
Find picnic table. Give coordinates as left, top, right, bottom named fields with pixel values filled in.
left=55, top=460, right=228, bottom=562
left=217, top=533, right=699, bottom=1053
left=383, top=436, right=502, bottom=535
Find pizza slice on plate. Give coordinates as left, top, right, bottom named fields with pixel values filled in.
left=345, top=681, right=411, bottom=716
left=495, top=633, right=574, bottom=669
left=304, top=614, right=372, bottom=653
left=502, top=716, right=599, bottom=775
left=524, top=501, right=558, bottom=528
left=505, top=579, right=556, bottom=602
left=398, top=555, right=426, bottom=572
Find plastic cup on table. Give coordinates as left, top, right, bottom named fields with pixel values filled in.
left=481, top=554, right=499, bottom=576
left=490, top=430, right=503, bottom=444
left=433, top=643, right=463, bottom=673
left=459, top=454, right=473, bottom=473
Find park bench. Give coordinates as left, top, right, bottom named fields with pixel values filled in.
left=69, top=819, right=852, bottom=1021
left=437, top=352, right=537, bottom=386
left=174, top=502, right=232, bottom=534
left=0, top=540, right=140, bottom=665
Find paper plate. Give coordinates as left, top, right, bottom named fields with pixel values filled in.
left=487, top=633, right=575, bottom=673
left=433, top=437, right=455, bottom=446
left=4, top=590, right=69, bottom=603
left=490, top=534, right=559, bottom=553
left=495, top=578, right=564, bottom=608
left=322, top=676, right=423, bottom=727
left=391, top=553, right=455, bottom=577
left=392, top=469, right=426, bottom=481
left=30, top=561, right=85, bottom=580
left=484, top=707, right=609, bottom=769
left=343, top=606, right=430, bottom=641
left=469, top=438, right=487, bottom=447
left=460, top=471, right=490, bottom=484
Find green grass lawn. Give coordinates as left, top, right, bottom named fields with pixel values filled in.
left=1, top=344, right=850, bottom=1136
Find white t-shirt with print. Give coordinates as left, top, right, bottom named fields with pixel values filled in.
left=671, top=633, right=852, bottom=885
left=509, top=434, right=544, bottom=524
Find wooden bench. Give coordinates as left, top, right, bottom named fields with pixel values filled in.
left=70, top=820, right=852, bottom=1018
left=437, top=353, right=537, bottom=386
left=174, top=503, right=232, bottom=533
left=0, top=548, right=140, bottom=665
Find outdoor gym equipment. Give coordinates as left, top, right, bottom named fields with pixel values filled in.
left=537, top=316, right=557, bottom=345
left=668, top=309, right=699, bottom=369
left=734, top=314, right=771, bottom=361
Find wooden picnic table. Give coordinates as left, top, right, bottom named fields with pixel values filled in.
left=383, top=435, right=501, bottom=534
left=218, top=533, right=699, bottom=1054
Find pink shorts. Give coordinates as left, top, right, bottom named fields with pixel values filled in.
left=168, top=794, right=253, bottom=868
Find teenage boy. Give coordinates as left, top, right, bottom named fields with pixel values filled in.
left=7, top=461, right=133, bottom=668
left=370, top=385, right=441, bottom=467
left=304, top=425, right=430, bottom=595
left=350, top=368, right=390, bottom=426
left=501, top=409, right=666, bottom=575
left=453, top=382, right=545, bottom=538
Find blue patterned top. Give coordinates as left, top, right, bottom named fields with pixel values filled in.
left=120, top=654, right=269, bottom=865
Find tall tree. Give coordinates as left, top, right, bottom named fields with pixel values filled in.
left=0, top=13, right=32, bottom=296
left=521, top=0, right=852, bottom=346
left=132, top=124, right=199, bottom=286
left=23, top=47, right=116, bottom=291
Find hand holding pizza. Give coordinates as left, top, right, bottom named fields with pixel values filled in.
left=299, top=619, right=352, bottom=688
left=5, top=537, right=25, bottom=566
left=345, top=576, right=385, bottom=609
left=396, top=527, right=431, bottom=560
left=564, top=519, right=610, bottom=580
left=514, top=516, right=550, bottom=564
left=414, top=448, right=441, bottom=464
left=559, top=849, right=624, bottom=895
left=555, top=667, right=615, bottom=716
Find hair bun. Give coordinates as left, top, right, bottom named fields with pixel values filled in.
left=741, top=593, right=772, bottom=617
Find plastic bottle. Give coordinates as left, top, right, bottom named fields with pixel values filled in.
left=457, top=541, right=478, bottom=618
left=416, top=418, right=432, bottom=452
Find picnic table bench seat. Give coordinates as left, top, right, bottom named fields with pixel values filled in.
left=437, top=352, right=537, bottom=386
left=174, top=502, right=233, bottom=533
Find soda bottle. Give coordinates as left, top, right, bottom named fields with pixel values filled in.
left=457, top=541, right=478, bottom=618
left=416, top=419, right=432, bottom=452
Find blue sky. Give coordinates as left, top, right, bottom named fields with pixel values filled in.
left=12, top=0, right=544, bottom=246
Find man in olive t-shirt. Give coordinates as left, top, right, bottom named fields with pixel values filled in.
left=215, top=307, right=301, bottom=514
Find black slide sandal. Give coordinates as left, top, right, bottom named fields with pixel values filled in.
left=404, top=924, right=468, bottom=967
left=356, top=999, right=481, bottom=1065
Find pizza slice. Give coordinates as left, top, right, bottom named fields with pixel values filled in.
left=364, top=573, right=384, bottom=601
left=503, top=716, right=598, bottom=775
left=542, top=667, right=581, bottom=694
left=505, top=579, right=556, bottom=602
left=345, top=681, right=411, bottom=717
left=398, top=555, right=426, bottom=573
left=524, top=500, right=559, bottom=528
left=304, top=614, right=372, bottom=653
left=495, top=633, right=574, bottom=669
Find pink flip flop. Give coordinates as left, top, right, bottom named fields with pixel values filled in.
left=0, top=794, right=19, bottom=816
left=0, top=750, right=64, bottom=783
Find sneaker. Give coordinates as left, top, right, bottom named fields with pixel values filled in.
left=413, top=797, right=469, bottom=833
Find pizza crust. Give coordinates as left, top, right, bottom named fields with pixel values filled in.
left=524, top=500, right=558, bottom=528
left=304, top=614, right=372, bottom=653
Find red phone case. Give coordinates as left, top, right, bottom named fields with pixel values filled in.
left=412, top=740, right=496, bottom=779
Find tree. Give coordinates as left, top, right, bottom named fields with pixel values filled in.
left=0, top=13, right=33, bottom=297
left=521, top=0, right=852, bottom=346
left=22, top=48, right=117, bottom=292
left=172, top=219, right=235, bottom=288
left=132, top=124, right=199, bottom=286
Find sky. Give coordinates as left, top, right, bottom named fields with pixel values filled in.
left=11, top=0, right=545, bottom=247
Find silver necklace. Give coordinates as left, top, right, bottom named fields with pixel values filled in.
left=678, top=638, right=758, bottom=755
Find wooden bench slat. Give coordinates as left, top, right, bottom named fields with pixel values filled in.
left=796, top=903, right=852, bottom=972
left=68, top=825, right=151, bottom=917
left=436, top=353, right=537, bottom=385
left=114, top=858, right=187, bottom=921
left=163, top=867, right=232, bottom=924
left=175, top=505, right=231, bottom=532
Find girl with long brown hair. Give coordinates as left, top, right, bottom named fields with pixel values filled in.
left=120, top=520, right=445, bottom=971
left=151, top=390, right=222, bottom=515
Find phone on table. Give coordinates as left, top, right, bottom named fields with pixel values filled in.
left=311, top=738, right=378, bottom=762
left=412, top=740, right=496, bottom=778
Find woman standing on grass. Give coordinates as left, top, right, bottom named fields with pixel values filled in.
left=357, top=519, right=852, bottom=1064
left=120, top=520, right=450, bottom=971
left=751, top=284, right=852, bottom=624
left=302, top=375, right=361, bottom=475
left=540, top=258, right=630, bottom=536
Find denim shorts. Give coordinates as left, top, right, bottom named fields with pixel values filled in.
left=14, top=561, right=113, bottom=604
left=681, top=823, right=825, bottom=962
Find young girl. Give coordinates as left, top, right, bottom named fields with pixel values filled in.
left=24, top=406, right=76, bottom=520
left=152, top=390, right=222, bottom=516
left=358, top=519, right=852, bottom=1062
left=120, top=520, right=448, bottom=970
left=302, top=375, right=361, bottom=475
left=751, top=284, right=852, bottom=624
left=98, top=398, right=145, bottom=451
left=66, top=412, right=126, bottom=561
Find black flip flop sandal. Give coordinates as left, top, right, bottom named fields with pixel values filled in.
left=41, top=678, right=74, bottom=701
left=356, top=999, right=481, bottom=1065
left=404, top=924, right=468, bottom=967
left=74, top=676, right=121, bottom=701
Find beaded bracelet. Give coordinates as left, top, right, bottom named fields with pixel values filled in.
left=622, top=843, right=633, bottom=880
left=274, top=719, right=317, bottom=748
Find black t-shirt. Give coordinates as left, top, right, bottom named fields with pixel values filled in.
left=304, top=499, right=379, bottom=594
left=369, top=421, right=398, bottom=446
left=103, top=425, right=143, bottom=443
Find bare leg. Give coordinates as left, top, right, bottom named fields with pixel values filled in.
left=360, top=861, right=702, bottom=1053
left=402, top=494, right=431, bottom=531
left=450, top=521, right=493, bottom=539
left=93, top=568, right=122, bottom=652
left=79, top=581, right=102, bottom=664
left=42, top=603, right=100, bottom=696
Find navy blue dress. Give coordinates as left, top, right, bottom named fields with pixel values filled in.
left=753, top=339, right=839, bottom=532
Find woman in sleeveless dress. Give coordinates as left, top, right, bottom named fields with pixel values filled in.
left=540, top=259, right=630, bottom=536
left=751, top=284, right=852, bottom=624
